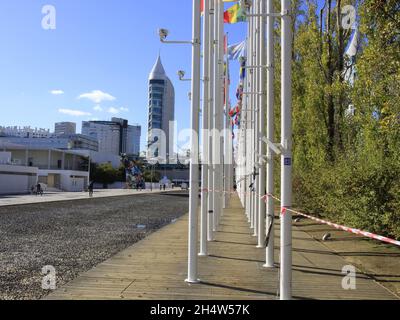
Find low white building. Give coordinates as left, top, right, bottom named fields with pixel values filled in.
left=0, top=152, right=38, bottom=195
left=0, top=145, right=90, bottom=193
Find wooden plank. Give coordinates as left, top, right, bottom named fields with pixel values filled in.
left=46, top=196, right=398, bottom=300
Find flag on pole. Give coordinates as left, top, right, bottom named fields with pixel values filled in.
left=227, top=41, right=247, bottom=60
left=201, top=0, right=238, bottom=15
left=224, top=3, right=247, bottom=24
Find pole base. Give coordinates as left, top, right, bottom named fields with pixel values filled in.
left=256, top=245, right=265, bottom=249
left=185, top=278, right=201, bottom=284
left=263, top=263, right=275, bottom=269
left=198, top=253, right=208, bottom=257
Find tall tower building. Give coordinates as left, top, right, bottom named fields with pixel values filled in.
left=147, top=55, right=175, bottom=161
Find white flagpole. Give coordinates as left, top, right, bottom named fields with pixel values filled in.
left=253, top=0, right=260, bottom=239
left=186, top=0, right=201, bottom=284
left=244, top=19, right=250, bottom=221
left=248, top=1, right=254, bottom=230
left=208, top=0, right=215, bottom=242
left=257, top=0, right=267, bottom=249
left=265, top=0, right=276, bottom=268
left=212, top=0, right=222, bottom=232
left=199, top=0, right=210, bottom=257
left=280, top=0, right=293, bottom=300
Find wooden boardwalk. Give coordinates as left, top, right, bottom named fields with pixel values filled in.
left=47, top=196, right=398, bottom=300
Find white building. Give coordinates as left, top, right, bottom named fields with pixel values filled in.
left=0, top=135, right=98, bottom=152
left=0, top=144, right=90, bottom=193
left=147, top=55, right=175, bottom=161
left=127, top=124, right=141, bottom=155
left=82, top=120, right=121, bottom=155
left=0, top=126, right=53, bottom=138
left=0, top=151, right=38, bottom=195
left=55, top=122, right=76, bottom=136
left=82, top=118, right=141, bottom=156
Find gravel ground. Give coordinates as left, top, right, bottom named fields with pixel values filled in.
left=0, top=191, right=189, bottom=300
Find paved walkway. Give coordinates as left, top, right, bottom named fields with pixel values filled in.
left=0, top=189, right=175, bottom=207
left=47, top=196, right=398, bottom=300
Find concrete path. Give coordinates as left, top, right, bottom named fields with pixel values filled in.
left=47, top=195, right=399, bottom=300
left=0, top=189, right=176, bottom=207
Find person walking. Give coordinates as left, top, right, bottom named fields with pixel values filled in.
left=36, top=183, right=43, bottom=196
left=88, top=181, right=94, bottom=198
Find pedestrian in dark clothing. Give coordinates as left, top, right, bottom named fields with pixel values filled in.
left=36, top=183, right=43, bottom=196
left=88, top=181, right=94, bottom=197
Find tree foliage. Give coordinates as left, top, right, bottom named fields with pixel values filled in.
left=90, top=163, right=125, bottom=187
left=286, top=0, right=400, bottom=238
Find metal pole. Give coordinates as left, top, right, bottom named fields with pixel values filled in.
left=280, top=0, right=293, bottom=300
left=218, top=0, right=225, bottom=221
left=186, top=0, right=201, bottom=284
left=212, top=0, right=221, bottom=232
left=245, top=17, right=251, bottom=223
left=253, top=0, right=261, bottom=237
left=252, top=2, right=258, bottom=237
left=208, top=0, right=215, bottom=242
left=223, top=45, right=230, bottom=210
left=226, top=55, right=232, bottom=207
left=242, top=17, right=250, bottom=219
left=248, top=3, right=254, bottom=229
left=265, top=0, right=275, bottom=268
left=199, top=0, right=210, bottom=257
left=257, top=0, right=266, bottom=249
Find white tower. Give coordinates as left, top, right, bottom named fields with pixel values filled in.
left=147, top=55, right=175, bottom=161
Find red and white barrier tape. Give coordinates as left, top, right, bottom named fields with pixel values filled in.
left=201, top=189, right=237, bottom=195
left=257, top=194, right=400, bottom=247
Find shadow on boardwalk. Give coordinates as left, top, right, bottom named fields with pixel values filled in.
left=47, top=195, right=399, bottom=300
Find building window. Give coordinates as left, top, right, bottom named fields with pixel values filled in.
left=150, top=93, right=163, bottom=100
left=150, top=80, right=165, bottom=85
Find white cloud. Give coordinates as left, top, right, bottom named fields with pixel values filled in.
left=58, top=108, right=91, bottom=117
left=78, top=90, right=116, bottom=104
left=119, top=107, right=129, bottom=112
left=50, top=90, right=64, bottom=95
left=107, top=107, right=120, bottom=115
left=93, top=105, right=103, bottom=112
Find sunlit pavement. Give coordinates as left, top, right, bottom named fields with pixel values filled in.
left=0, top=188, right=179, bottom=207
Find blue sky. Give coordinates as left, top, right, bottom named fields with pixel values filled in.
left=0, top=0, right=247, bottom=151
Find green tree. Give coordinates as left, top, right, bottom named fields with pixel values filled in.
left=91, top=163, right=120, bottom=188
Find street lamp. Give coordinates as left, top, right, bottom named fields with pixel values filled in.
left=158, top=28, right=194, bottom=45
left=178, top=70, right=191, bottom=82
